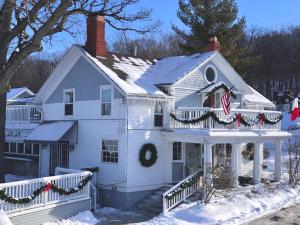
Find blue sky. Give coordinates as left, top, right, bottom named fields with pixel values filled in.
left=46, top=0, right=300, bottom=54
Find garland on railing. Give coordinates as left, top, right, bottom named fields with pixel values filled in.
left=0, top=174, right=92, bottom=204
left=205, top=83, right=237, bottom=99
left=170, top=111, right=283, bottom=127
left=165, top=172, right=202, bottom=200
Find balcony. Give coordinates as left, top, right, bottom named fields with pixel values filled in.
left=6, top=105, right=43, bottom=124
left=170, top=107, right=282, bottom=131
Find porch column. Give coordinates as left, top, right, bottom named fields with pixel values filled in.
left=204, top=143, right=213, bottom=176
left=231, top=144, right=239, bottom=187
left=253, top=142, right=263, bottom=184
left=274, top=140, right=282, bottom=181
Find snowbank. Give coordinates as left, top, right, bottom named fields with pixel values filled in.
left=136, top=180, right=300, bottom=225
left=0, top=210, right=13, bottom=225
left=43, top=211, right=99, bottom=225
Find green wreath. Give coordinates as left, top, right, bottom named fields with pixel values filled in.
left=139, top=143, right=158, bottom=167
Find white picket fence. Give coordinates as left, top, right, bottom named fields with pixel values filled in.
left=0, top=171, right=91, bottom=215
left=163, top=170, right=204, bottom=213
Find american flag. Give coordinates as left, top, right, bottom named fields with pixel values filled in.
left=221, top=91, right=231, bottom=115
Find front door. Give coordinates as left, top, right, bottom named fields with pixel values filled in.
left=185, top=143, right=203, bottom=176
left=172, top=142, right=184, bottom=182
left=50, top=141, right=69, bottom=175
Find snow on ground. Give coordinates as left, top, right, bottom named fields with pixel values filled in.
left=136, top=178, right=300, bottom=225
left=43, top=211, right=99, bottom=225
left=0, top=210, right=13, bottom=225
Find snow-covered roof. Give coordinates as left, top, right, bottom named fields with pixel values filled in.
left=243, top=85, right=276, bottom=109
left=25, top=121, right=76, bottom=142
left=6, top=87, right=34, bottom=101
left=79, top=46, right=215, bottom=97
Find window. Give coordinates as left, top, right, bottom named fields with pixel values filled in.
left=100, top=86, right=112, bottom=116
left=101, top=139, right=118, bottom=163
left=33, top=144, right=40, bottom=156
left=154, top=102, right=163, bottom=127
left=205, top=66, right=217, bottom=83
left=173, top=142, right=182, bottom=161
left=4, top=142, right=9, bottom=153
left=25, top=143, right=32, bottom=155
left=17, top=143, right=24, bottom=154
left=10, top=143, right=16, bottom=153
left=64, top=89, right=74, bottom=116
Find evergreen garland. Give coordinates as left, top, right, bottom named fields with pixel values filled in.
left=0, top=174, right=92, bottom=204
left=165, top=172, right=202, bottom=200
left=170, top=111, right=282, bottom=127
left=205, top=83, right=237, bottom=99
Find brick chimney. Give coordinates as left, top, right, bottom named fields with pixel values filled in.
left=203, top=36, right=221, bottom=52
left=85, top=15, right=107, bottom=57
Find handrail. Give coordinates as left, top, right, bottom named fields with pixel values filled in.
left=0, top=171, right=92, bottom=214
left=163, top=170, right=203, bottom=213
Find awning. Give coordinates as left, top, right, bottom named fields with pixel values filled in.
left=25, top=121, right=76, bottom=142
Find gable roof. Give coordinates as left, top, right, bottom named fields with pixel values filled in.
left=6, top=87, right=34, bottom=101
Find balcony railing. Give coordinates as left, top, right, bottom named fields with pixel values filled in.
left=170, top=107, right=282, bottom=130
left=6, top=105, right=43, bottom=124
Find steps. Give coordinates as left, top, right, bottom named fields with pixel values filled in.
left=132, top=185, right=173, bottom=218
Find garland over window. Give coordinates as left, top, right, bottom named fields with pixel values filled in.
left=0, top=174, right=92, bottom=204
left=170, top=112, right=282, bottom=127
left=202, top=83, right=237, bottom=99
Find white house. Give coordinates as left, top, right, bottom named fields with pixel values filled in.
left=4, top=15, right=290, bottom=211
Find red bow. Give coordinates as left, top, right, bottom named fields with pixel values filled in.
left=44, top=183, right=53, bottom=192
left=236, top=113, right=241, bottom=127
left=259, top=113, right=265, bottom=126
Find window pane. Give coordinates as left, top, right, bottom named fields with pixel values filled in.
left=5, top=142, right=9, bottom=153
left=101, top=139, right=118, bottom=163
left=173, top=142, right=182, bottom=161
left=10, top=143, right=16, bottom=153
left=17, top=143, right=24, bottom=154
left=154, top=114, right=163, bottom=127
left=25, top=143, right=32, bottom=154
left=101, top=103, right=111, bottom=116
left=101, top=89, right=112, bottom=102
left=65, top=104, right=73, bottom=116
left=65, top=92, right=73, bottom=103
left=33, top=144, right=40, bottom=155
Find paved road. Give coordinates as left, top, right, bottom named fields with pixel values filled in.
left=246, top=203, right=300, bottom=225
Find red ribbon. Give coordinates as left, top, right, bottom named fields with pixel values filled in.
left=236, top=113, right=241, bottom=127
left=259, top=113, right=265, bottom=126
left=44, top=183, right=53, bottom=192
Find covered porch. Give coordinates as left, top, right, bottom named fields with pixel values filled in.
left=163, top=129, right=290, bottom=187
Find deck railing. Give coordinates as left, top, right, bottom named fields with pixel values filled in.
left=6, top=105, right=43, bottom=123
left=0, top=171, right=91, bottom=214
left=170, top=107, right=282, bottom=130
left=163, top=170, right=203, bottom=213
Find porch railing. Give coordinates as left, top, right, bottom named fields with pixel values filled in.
left=6, top=105, right=43, bottom=123
left=0, top=171, right=91, bottom=214
left=163, top=170, right=203, bottom=213
left=170, top=107, right=282, bottom=130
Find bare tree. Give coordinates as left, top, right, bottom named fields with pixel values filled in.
left=285, top=136, right=300, bottom=187
left=0, top=0, right=158, bottom=183
left=112, top=31, right=183, bottom=59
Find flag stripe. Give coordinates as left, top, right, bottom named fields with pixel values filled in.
left=221, top=92, right=231, bottom=115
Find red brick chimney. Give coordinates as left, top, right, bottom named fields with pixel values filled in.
left=85, top=15, right=107, bottom=57
left=203, top=36, right=221, bottom=52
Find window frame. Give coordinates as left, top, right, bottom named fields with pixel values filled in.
left=100, top=85, right=113, bottom=117
left=63, top=88, right=75, bottom=117
left=101, top=138, right=119, bottom=164
left=173, top=142, right=183, bottom=162
left=204, top=65, right=218, bottom=84
left=154, top=103, right=164, bottom=127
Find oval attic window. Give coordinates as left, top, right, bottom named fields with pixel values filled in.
left=205, top=67, right=216, bottom=83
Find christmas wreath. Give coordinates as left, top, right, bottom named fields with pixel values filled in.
left=139, top=143, right=158, bottom=167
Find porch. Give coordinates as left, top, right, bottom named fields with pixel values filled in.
left=6, top=105, right=43, bottom=124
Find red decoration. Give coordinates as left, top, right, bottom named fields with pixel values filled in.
left=236, top=113, right=241, bottom=127
left=259, top=113, right=265, bottom=126
left=44, top=183, right=53, bottom=192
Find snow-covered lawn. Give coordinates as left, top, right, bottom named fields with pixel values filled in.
left=43, top=211, right=99, bottom=225
left=136, top=178, right=300, bottom=225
